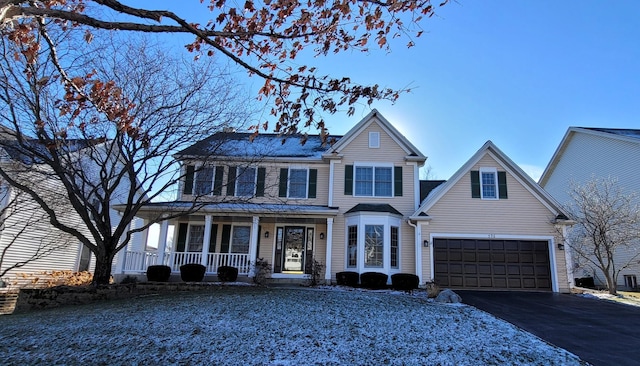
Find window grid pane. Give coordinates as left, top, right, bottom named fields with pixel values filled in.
left=194, top=167, right=214, bottom=195
left=364, top=225, right=383, bottom=268
left=231, top=226, right=250, bottom=253
left=374, top=167, right=392, bottom=197
left=289, top=169, right=308, bottom=198
left=482, top=172, right=497, bottom=198
left=355, top=167, right=373, bottom=196
left=391, top=226, right=399, bottom=269
left=187, top=225, right=205, bottom=252
left=347, top=226, right=358, bottom=268
left=236, top=167, right=256, bottom=196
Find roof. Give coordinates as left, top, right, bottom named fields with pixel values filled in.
left=539, top=127, right=640, bottom=186
left=419, top=180, right=447, bottom=203
left=345, top=203, right=403, bottom=216
left=0, top=138, right=104, bottom=164
left=175, top=132, right=342, bottom=160
left=412, top=140, right=567, bottom=218
left=122, top=201, right=340, bottom=218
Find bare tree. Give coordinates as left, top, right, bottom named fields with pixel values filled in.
left=564, top=177, right=640, bottom=295
left=0, top=187, right=72, bottom=285
left=0, top=24, right=254, bottom=285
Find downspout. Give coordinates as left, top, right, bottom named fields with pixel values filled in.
left=407, top=219, right=422, bottom=285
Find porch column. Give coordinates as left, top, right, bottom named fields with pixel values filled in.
left=116, top=217, right=137, bottom=274
left=324, top=218, right=334, bottom=281
left=201, top=215, right=213, bottom=267
left=248, top=216, right=259, bottom=277
left=157, top=219, right=169, bottom=266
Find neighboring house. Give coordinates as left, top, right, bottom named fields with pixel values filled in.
left=539, top=127, right=640, bottom=290
left=0, top=138, right=146, bottom=286
left=121, top=110, right=573, bottom=292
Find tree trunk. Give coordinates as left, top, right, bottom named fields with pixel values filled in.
left=605, top=273, right=617, bottom=295
left=93, top=254, right=114, bottom=286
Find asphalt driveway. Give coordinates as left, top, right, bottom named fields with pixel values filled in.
left=457, top=291, right=640, bottom=366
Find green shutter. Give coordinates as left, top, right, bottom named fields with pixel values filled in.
left=279, top=168, right=289, bottom=197
left=176, top=223, right=188, bottom=252
left=208, top=224, right=218, bottom=253
left=213, top=167, right=224, bottom=195
left=226, top=167, right=236, bottom=196
left=498, top=171, right=508, bottom=199
left=394, top=166, right=403, bottom=197
left=221, top=224, right=231, bottom=253
left=256, top=167, right=266, bottom=197
left=183, top=165, right=194, bottom=195
left=471, top=171, right=480, bottom=198
left=344, top=165, right=353, bottom=195
left=308, top=169, right=317, bottom=199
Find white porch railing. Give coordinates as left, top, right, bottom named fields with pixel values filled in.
left=121, top=250, right=250, bottom=275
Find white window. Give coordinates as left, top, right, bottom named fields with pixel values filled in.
left=288, top=168, right=308, bottom=198
left=230, top=226, right=251, bottom=253
left=355, top=165, right=392, bottom=197
left=369, top=131, right=380, bottom=148
left=480, top=168, right=498, bottom=199
left=194, top=166, right=214, bottom=195
left=187, top=225, right=205, bottom=252
left=345, top=215, right=401, bottom=274
left=236, top=167, right=256, bottom=196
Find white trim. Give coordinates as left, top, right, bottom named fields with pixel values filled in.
left=479, top=167, right=499, bottom=200
left=270, top=273, right=311, bottom=279
left=249, top=216, right=259, bottom=277
left=325, top=218, right=334, bottom=280
left=428, top=233, right=560, bottom=293
left=201, top=215, right=213, bottom=266
left=409, top=161, right=419, bottom=210
left=344, top=214, right=402, bottom=276
left=157, top=220, right=169, bottom=265
left=352, top=162, right=394, bottom=198
left=328, top=160, right=338, bottom=207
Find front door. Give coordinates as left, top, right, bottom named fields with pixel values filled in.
left=283, top=226, right=305, bottom=272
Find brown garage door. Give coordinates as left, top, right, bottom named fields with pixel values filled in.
left=434, top=238, right=552, bottom=291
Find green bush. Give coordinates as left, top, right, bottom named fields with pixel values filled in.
left=360, top=272, right=388, bottom=290
left=179, top=263, right=206, bottom=282
left=336, top=271, right=359, bottom=287
left=217, top=266, right=238, bottom=282
left=146, top=265, right=171, bottom=282
left=391, top=273, right=419, bottom=292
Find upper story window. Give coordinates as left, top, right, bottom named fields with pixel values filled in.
left=345, top=164, right=402, bottom=197
left=355, top=166, right=392, bottom=197
left=279, top=167, right=317, bottom=199
left=471, top=168, right=508, bottom=200
left=236, top=167, right=256, bottom=196
left=481, top=168, right=497, bottom=199
left=369, top=131, right=380, bottom=148
left=194, top=166, right=214, bottom=195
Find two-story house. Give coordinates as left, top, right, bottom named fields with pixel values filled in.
left=123, top=110, right=574, bottom=292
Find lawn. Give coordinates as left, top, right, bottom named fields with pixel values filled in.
left=0, top=286, right=585, bottom=365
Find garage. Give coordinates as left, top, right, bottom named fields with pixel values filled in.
left=433, top=238, right=552, bottom=291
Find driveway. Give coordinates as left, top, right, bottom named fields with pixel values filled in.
left=457, top=291, right=640, bottom=366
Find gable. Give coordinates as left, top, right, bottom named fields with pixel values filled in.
left=338, top=120, right=410, bottom=161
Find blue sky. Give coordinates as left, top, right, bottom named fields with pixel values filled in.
left=138, top=1, right=640, bottom=181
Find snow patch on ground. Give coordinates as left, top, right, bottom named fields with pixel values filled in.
left=0, top=287, right=585, bottom=365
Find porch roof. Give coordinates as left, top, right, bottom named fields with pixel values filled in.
left=126, top=201, right=340, bottom=219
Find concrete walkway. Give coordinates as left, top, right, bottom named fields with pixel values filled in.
left=457, top=291, right=640, bottom=366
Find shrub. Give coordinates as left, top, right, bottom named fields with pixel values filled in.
left=253, top=258, right=272, bottom=286
left=336, top=271, right=359, bottom=287
left=425, top=281, right=441, bottom=298
left=120, top=275, right=138, bottom=285
left=146, top=265, right=171, bottom=282
left=306, top=259, right=325, bottom=287
left=179, top=263, right=206, bottom=282
left=217, top=266, right=239, bottom=282
left=360, top=272, right=388, bottom=290
left=391, top=273, right=419, bottom=292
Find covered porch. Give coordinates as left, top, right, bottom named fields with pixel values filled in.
left=117, top=203, right=339, bottom=280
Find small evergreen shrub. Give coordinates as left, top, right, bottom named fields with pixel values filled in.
left=179, top=263, right=206, bottom=282
left=217, top=266, right=239, bottom=282
left=146, top=265, right=171, bottom=282
left=306, top=259, right=325, bottom=287
left=391, top=273, right=419, bottom=292
left=336, top=271, right=359, bottom=287
left=360, top=272, right=388, bottom=290
left=253, top=258, right=272, bottom=286
left=120, top=275, right=138, bottom=285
